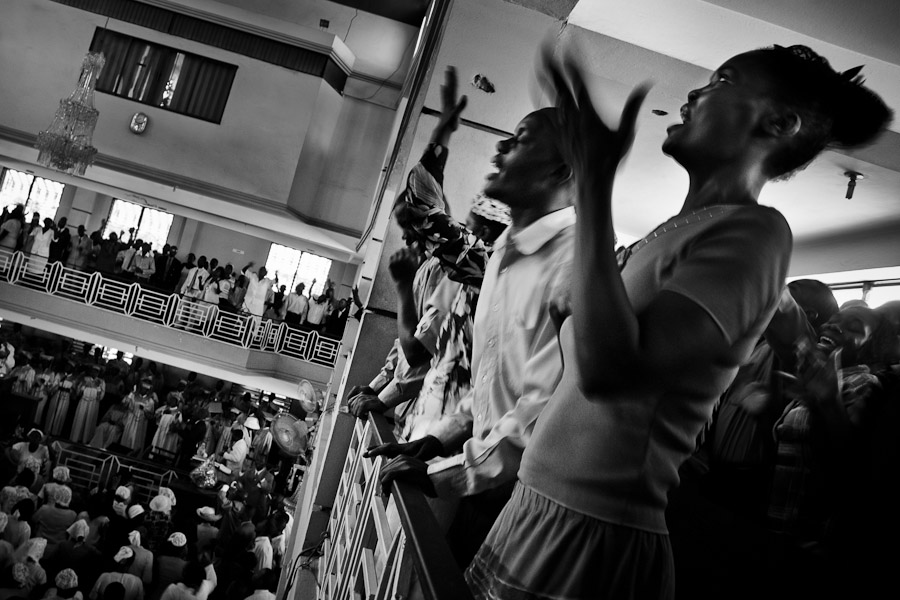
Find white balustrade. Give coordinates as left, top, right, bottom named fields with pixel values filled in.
left=0, top=251, right=339, bottom=366
left=314, top=414, right=472, bottom=600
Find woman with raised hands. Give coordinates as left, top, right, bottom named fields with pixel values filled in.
left=465, top=43, right=892, bottom=600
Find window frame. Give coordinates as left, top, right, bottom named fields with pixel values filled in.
left=90, top=28, right=238, bottom=125
left=0, top=167, right=65, bottom=223
left=103, top=198, right=173, bottom=252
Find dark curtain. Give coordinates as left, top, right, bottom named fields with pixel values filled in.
left=168, top=54, right=235, bottom=122
left=90, top=28, right=235, bottom=122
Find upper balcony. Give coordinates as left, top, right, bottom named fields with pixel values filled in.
left=0, top=249, right=338, bottom=395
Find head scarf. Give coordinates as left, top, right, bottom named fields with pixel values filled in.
left=470, top=195, right=512, bottom=226
left=113, top=546, right=134, bottom=563
left=127, top=504, right=145, bottom=519
left=52, top=466, right=71, bottom=483
left=54, top=485, right=73, bottom=508
left=66, top=518, right=90, bottom=540
left=128, top=529, right=141, bottom=547
left=16, top=537, right=47, bottom=563
left=12, top=562, right=28, bottom=585
left=167, top=532, right=187, bottom=548
left=55, top=568, right=79, bottom=590
left=149, top=495, right=172, bottom=514
left=115, top=486, right=132, bottom=502
left=158, top=486, right=177, bottom=507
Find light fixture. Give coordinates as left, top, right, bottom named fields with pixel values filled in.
left=844, top=170, right=864, bottom=199
left=35, top=51, right=105, bottom=176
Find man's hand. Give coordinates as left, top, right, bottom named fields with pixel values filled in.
left=388, top=248, right=421, bottom=285
left=430, top=66, right=468, bottom=147
left=364, top=435, right=444, bottom=462
left=378, top=456, right=436, bottom=496
left=348, top=394, right=387, bottom=419
left=347, top=385, right=376, bottom=400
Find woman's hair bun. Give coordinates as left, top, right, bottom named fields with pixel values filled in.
left=829, top=73, right=894, bottom=147
left=771, top=45, right=893, bottom=148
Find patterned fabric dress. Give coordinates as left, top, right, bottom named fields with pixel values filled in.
left=396, top=144, right=489, bottom=442
left=403, top=284, right=478, bottom=441
left=32, top=370, right=58, bottom=427
left=71, top=384, right=103, bottom=444
left=150, top=407, right=182, bottom=456
left=121, top=392, right=157, bottom=451
left=45, top=378, right=75, bottom=436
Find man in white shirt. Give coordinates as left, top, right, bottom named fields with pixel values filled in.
left=241, top=263, right=277, bottom=316
left=130, top=242, right=156, bottom=285
left=367, top=67, right=575, bottom=567
left=178, top=256, right=209, bottom=330
left=116, top=239, right=140, bottom=279
left=222, top=427, right=248, bottom=476
left=283, top=283, right=309, bottom=327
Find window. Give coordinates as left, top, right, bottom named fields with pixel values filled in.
left=829, top=286, right=865, bottom=309
left=865, top=283, right=900, bottom=308
left=0, top=168, right=65, bottom=223
left=103, top=199, right=173, bottom=252
left=91, top=29, right=237, bottom=123
left=265, top=244, right=332, bottom=297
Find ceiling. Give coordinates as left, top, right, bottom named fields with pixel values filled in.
left=330, top=0, right=428, bottom=26
left=513, top=0, right=900, bottom=270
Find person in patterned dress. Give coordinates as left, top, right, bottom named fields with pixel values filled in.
left=70, top=366, right=104, bottom=444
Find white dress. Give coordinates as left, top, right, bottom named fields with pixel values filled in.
left=151, top=408, right=183, bottom=456
left=121, top=392, right=157, bottom=451
left=70, top=384, right=102, bottom=444
left=45, top=377, right=75, bottom=435
left=27, top=228, right=54, bottom=274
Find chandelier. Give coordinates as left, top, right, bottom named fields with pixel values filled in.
left=35, top=51, right=106, bottom=176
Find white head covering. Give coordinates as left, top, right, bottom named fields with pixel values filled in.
left=52, top=466, right=71, bottom=483
left=168, top=532, right=187, bottom=547
left=158, top=486, right=177, bottom=506
left=128, top=529, right=141, bottom=547
left=66, top=519, right=90, bottom=540
left=114, top=545, right=135, bottom=563
left=54, top=485, right=73, bottom=508
left=127, top=504, right=145, bottom=519
left=55, top=568, right=79, bottom=590
left=115, top=486, right=132, bottom=501
left=149, top=494, right=172, bottom=514
left=469, top=195, right=511, bottom=226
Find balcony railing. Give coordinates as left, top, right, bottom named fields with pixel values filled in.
left=312, top=412, right=473, bottom=600
left=0, top=249, right=340, bottom=367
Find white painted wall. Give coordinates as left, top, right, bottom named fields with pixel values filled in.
left=1, top=1, right=406, bottom=237
left=1, top=2, right=319, bottom=202
left=304, top=95, right=398, bottom=229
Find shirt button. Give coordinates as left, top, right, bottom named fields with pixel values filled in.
left=492, top=304, right=499, bottom=312
left=488, top=338, right=495, bottom=347
left=481, top=374, right=487, bottom=382
left=500, top=267, right=509, bottom=274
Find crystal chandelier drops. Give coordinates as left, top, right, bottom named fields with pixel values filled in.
left=35, top=51, right=106, bottom=176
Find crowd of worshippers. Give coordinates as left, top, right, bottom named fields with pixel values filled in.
left=0, top=462, right=288, bottom=600
left=0, top=210, right=357, bottom=339
left=0, top=335, right=298, bottom=599
left=343, top=43, right=899, bottom=600
left=0, top=331, right=299, bottom=497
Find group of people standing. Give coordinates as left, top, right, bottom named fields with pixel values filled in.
left=0, top=451, right=285, bottom=600
left=0, top=209, right=356, bottom=340
left=346, top=40, right=895, bottom=600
